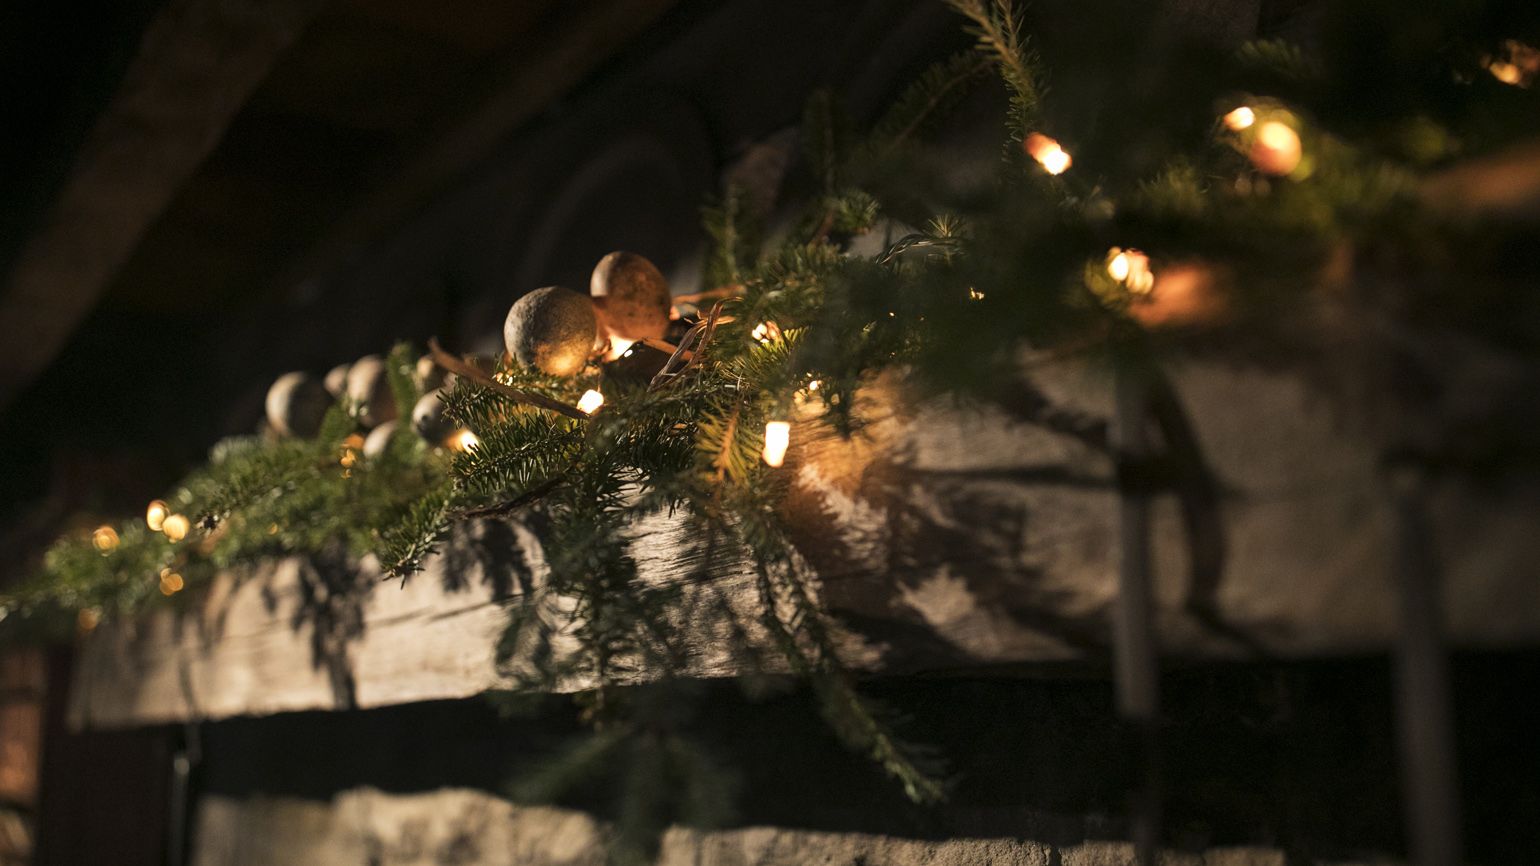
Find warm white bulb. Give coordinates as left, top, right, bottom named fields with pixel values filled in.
left=447, top=429, right=481, bottom=452
left=161, top=513, right=190, bottom=542
left=1107, top=250, right=1131, bottom=281
left=92, top=526, right=120, bottom=552
left=751, top=321, right=781, bottom=343
left=145, top=500, right=169, bottom=531
left=762, top=421, right=790, bottom=468
left=605, top=337, right=635, bottom=361
left=577, top=389, right=605, bottom=415
left=1025, top=133, right=1072, bottom=175
left=1223, top=106, right=1256, bottom=131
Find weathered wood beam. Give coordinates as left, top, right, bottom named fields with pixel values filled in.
left=68, top=358, right=1540, bottom=729
left=0, top=0, right=327, bottom=412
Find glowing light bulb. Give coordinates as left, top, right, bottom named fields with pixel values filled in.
left=92, top=526, right=120, bottom=553
left=146, top=500, right=169, bottom=531
left=1223, top=106, right=1255, bottom=131
left=1024, top=133, right=1071, bottom=175
left=577, top=389, right=605, bottom=415
left=605, top=337, right=636, bottom=361
left=1106, top=247, right=1155, bottom=296
left=751, top=321, right=782, bottom=343
left=807, top=379, right=821, bottom=392
left=1486, top=40, right=1539, bottom=87
left=968, top=287, right=986, bottom=301
left=447, top=429, right=481, bottom=452
left=762, top=421, right=790, bottom=468
left=342, top=433, right=365, bottom=451
left=159, top=568, right=184, bottom=596
left=161, top=513, right=190, bottom=542
left=1107, top=250, right=1131, bottom=282
left=77, top=608, right=100, bottom=633
left=1250, top=121, right=1302, bottom=176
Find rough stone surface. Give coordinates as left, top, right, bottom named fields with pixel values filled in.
left=344, top=355, right=398, bottom=427
left=504, top=286, right=598, bottom=377
left=191, top=789, right=1369, bottom=866
left=590, top=251, right=671, bottom=342
left=264, top=371, right=330, bottom=438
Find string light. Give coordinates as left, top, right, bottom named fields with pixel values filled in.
left=161, top=514, right=190, bottom=542
left=1106, top=247, right=1155, bottom=295
left=807, top=379, right=821, bottom=392
left=159, top=568, right=184, bottom=596
left=1485, top=40, right=1539, bottom=87
left=577, top=389, right=605, bottom=415
left=751, top=321, right=782, bottom=343
left=77, top=608, right=100, bottom=633
left=1249, top=121, right=1302, bottom=176
left=92, top=526, right=120, bottom=553
left=968, top=287, right=986, bottom=300
left=606, top=337, right=636, bottom=361
left=1223, top=106, right=1255, bottom=131
left=1024, top=133, right=1072, bottom=175
left=145, top=500, right=169, bottom=531
left=447, top=429, right=481, bottom=452
left=762, top=421, right=790, bottom=468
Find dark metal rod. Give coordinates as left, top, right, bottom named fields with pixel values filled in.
left=1112, top=361, right=1161, bottom=866
left=1390, top=469, right=1462, bottom=866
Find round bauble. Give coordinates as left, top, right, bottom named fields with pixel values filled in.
left=363, top=420, right=399, bottom=458
left=323, top=363, right=351, bottom=398
left=265, top=372, right=330, bottom=438
left=414, top=355, right=450, bottom=393
left=345, top=355, right=398, bottom=427
left=412, top=389, right=456, bottom=445
left=503, top=286, right=598, bottom=377
left=590, top=251, right=670, bottom=342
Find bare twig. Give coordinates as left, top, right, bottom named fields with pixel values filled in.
left=428, top=338, right=587, bottom=421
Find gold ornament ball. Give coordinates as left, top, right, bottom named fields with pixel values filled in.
left=590, top=251, right=671, bottom=343
left=265, top=372, right=331, bottom=438
left=503, top=286, right=598, bottom=377
left=345, top=355, right=398, bottom=427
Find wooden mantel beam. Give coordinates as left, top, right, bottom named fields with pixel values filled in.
left=0, top=0, right=326, bottom=412
left=68, top=359, right=1540, bottom=729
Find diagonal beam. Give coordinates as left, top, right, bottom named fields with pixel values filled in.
left=0, top=0, right=327, bottom=412
left=261, top=0, right=680, bottom=301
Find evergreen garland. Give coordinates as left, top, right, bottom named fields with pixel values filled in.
left=6, top=0, right=1540, bottom=859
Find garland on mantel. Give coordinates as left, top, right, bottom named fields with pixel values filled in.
left=7, top=0, right=1540, bottom=857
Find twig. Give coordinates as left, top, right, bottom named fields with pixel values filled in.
left=457, top=473, right=568, bottom=519
left=428, top=338, right=587, bottom=421
left=671, top=285, right=743, bottom=305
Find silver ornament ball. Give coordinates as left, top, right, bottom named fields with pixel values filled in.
left=345, top=355, right=398, bottom=427
left=412, top=389, right=456, bottom=445
left=265, top=372, right=331, bottom=438
left=323, top=363, right=351, bottom=398
left=363, top=420, right=399, bottom=458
